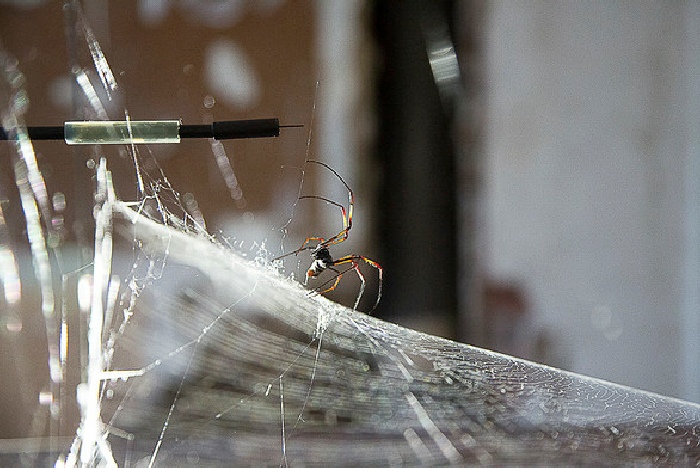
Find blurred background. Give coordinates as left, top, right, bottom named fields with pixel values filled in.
left=1, top=0, right=700, bottom=445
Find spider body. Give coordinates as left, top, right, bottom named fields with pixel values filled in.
left=276, top=160, right=383, bottom=312
left=307, top=244, right=333, bottom=281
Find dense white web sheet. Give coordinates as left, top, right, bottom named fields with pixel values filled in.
left=1, top=6, right=700, bottom=467
left=75, top=196, right=700, bottom=465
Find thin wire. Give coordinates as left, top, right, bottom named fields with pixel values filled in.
left=279, top=376, right=288, bottom=468
left=276, top=80, right=320, bottom=254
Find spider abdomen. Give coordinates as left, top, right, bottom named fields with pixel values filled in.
left=306, top=246, right=333, bottom=280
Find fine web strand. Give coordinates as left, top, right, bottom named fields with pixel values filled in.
left=1, top=52, right=62, bottom=443
left=73, top=67, right=109, bottom=120
left=279, top=377, right=287, bottom=468
left=277, top=80, right=319, bottom=254
left=0, top=203, right=21, bottom=306
left=147, top=343, right=197, bottom=468
left=74, top=1, right=118, bottom=99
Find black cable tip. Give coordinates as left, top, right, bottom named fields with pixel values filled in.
left=0, top=126, right=65, bottom=140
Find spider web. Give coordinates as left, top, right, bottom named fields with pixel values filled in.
left=1, top=6, right=700, bottom=467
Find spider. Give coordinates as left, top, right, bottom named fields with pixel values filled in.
left=275, top=160, right=383, bottom=312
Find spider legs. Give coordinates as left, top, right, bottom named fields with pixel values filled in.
left=298, top=195, right=351, bottom=248
left=318, top=255, right=383, bottom=312
left=300, top=160, right=355, bottom=248
left=274, top=236, right=326, bottom=261
left=313, top=263, right=365, bottom=310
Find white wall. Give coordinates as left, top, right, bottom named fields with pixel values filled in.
left=484, top=1, right=698, bottom=400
